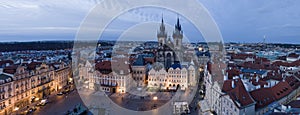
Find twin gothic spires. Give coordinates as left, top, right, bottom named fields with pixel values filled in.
left=158, top=14, right=183, bottom=38
left=159, top=14, right=182, bottom=32
left=157, top=14, right=183, bottom=50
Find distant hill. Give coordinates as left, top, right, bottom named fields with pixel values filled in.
left=0, top=41, right=114, bottom=52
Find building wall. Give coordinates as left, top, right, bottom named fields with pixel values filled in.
left=94, top=71, right=131, bottom=93
left=147, top=67, right=189, bottom=90
left=0, top=63, right=70, bottom=115
left=188, top=65, right=196, bottom=86
left=132, top=66, right=146, bottom=87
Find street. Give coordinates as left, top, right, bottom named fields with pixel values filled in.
left=33, top=90, right=84, bottom=115
left=11, top=89, right=86, bottom=115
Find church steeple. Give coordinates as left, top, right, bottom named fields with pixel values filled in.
left=162, top=14, right=164, bottom=23
left=157, top=14, right=167, bottom=47
left=172, top=16, right=183, bottom=54
left=159, top=15, right=165, bottom=32
left=175, top=17, right=182, bottom=31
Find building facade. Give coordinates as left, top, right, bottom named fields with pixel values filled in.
left=0, top=61, right=71, bottom=115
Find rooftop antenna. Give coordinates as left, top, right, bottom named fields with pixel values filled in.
left=263, top=35, right=266, bottom=44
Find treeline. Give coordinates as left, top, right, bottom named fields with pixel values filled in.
left=272, top=43, right=300, bottom=48
left=0, top=41, right=73, bottom=52
left=0, top=41, right=115, bottom=52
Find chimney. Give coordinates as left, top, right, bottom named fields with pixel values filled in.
left=256, top=85, right=261, bottom=89
left=224, top=75, right=228, bottom=81
left=232, top=80, right=235, bottom=88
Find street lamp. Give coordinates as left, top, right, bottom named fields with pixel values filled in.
left=14, top=107, right=19, bottom=111
left=198, top=47, right=203, bottom=51
left=152, top=96, right=158, bottom=109
left=153, top=96, right=158, bottom=100
left=198, top=68, right=203, bottom=72
left=69, top=78, right=73, bottom=82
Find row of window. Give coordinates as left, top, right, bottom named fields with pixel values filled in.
left=148, top=78, right=186, bottom=83
left=101, top=76, right=124, bottom=79
left=132, top=71, right=144, bottom=74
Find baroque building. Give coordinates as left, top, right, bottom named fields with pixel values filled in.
left=148, top=62, right=196, bottom=90
left=0, top=61, right=71, bottom=114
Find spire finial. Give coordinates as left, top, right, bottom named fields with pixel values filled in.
left=175, top=14, right=181, bottom=31
left=161, top=13, right=164, bottom=23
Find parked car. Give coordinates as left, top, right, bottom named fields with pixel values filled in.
left=57, top=92, right=64, bottom=96
left=28, top=106, right=37, bottom=113
left=37, top=99, right=48, bottom=106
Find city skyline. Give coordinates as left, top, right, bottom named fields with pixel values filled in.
left=1, top=1, right=300, bottom=115
left=0, top=0, right=300, bottom=43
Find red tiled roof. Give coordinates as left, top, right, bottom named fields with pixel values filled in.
left=231, top=54, right=256, bottom=60
left=288, top=100, right=300, bottom=108
left=250, top=88, right=276, bottom=109
left=250, top=81, right=293, bottom=109
left=27, top=62, right=42, bottom=70
left=285, top=75, right=300, bottom=90
left=111, top=58, right=131, bottom=75
left=3, top=65, right=18, bottom=74
left=95, top=61, right=111, bottom=71
left=226, top=68, right=241, bottom=79
left=144, top=57, right=154, bottom=64
left=251, top=79, right=268, bottom=87
left=288, top=53, right=299, bottom=58
left=255, top=57, right=270, bottom=63
left=222, top=79, right=255, bottom=108
left=271, top=81, right=293, bottom=100
left=96, top=58, right=132, bottom=75
left=0, top=60, right=13, bottom=66
left=272, top=60, right=300, bottom=67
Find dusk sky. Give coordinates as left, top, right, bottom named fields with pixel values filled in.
left=1, top=0, right=300, bottom=43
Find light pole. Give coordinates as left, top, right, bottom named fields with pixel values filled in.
left=153, top=96, right=158, bottom=109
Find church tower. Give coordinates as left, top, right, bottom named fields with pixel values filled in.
left=173, top=17, right=183, bottom=50
left=157, top=17, right=167, bottom=47
left=156, top=16, right=168, bottom=65
left=173, top=17, right=183, bottom=62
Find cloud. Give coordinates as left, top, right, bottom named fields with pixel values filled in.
left=0, top=0, right=299, bottom=43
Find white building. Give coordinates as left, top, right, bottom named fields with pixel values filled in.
left=147, top=62, right=196, bottom=90
left=91, top=58, right=133, bottom=93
